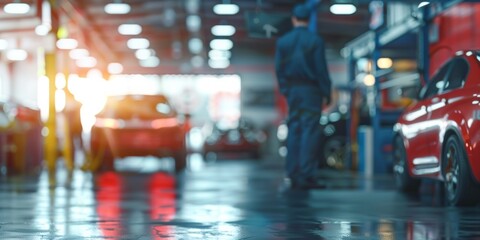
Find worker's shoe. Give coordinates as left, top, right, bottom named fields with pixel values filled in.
left=295, top=178, right=327, bottom=190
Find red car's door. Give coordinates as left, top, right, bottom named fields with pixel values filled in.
left=425, top=57, right=470, bottom=165
left=401, top=99, right=430, bottom=161
left=403, top=61, right=452, bottom=173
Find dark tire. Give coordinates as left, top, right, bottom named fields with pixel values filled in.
left=174, top=151, right=187, bottom=173
left=442, top=135, right=480, bottom=206
left=393, top=136, right=420, bottom=192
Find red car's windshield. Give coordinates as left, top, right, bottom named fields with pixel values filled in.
left=98, top=95, right=175, bottom=120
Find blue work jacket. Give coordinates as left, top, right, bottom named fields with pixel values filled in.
left=275, top=26, right=332, bottom=112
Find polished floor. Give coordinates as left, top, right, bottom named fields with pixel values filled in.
left=1, top=155, right=480, bottom=239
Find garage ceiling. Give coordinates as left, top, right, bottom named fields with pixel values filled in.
left=0, top=0, right=372, bottom=75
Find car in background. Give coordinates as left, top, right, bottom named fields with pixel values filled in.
left=276, top=107, right=348, bottom=170
left=89, top=94, right=187, bottom=172
left=202, top=118, right=266, bottom=160
left=393, top=51, right=480, bottom=206
left=0, top=101, right=43, bottom=175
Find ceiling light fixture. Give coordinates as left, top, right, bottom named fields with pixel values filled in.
left=35, top=25, right=51, bottom=36
left=56, top=38, right=78, bottom=50
left=377, top=58, right=393, bottom=69
left=76, top=57, right=97, bottom=68
left=213, top=3, right=239, bottom=15
left=6, top=49, right=28, bottom=61
left=210, top=39, right=233, bottom=51
left=69, top=49, right=89, bottom=60
left=139, top=56, right=160, bottom=68
left=186, top=15, right=201, bottom=32
left=209, top=49, right=231, bottom=60
left=330, top=4, right=357, bottom=15
left=363, top=74, right=375, bottom=86
left=188, top=38, right=203, bottom=54
left=127, top=38, right=150, bottom=49
left=211, top=25, right=236, bottom=37
left=0, top=39, right=8, bottom=50
left=208, top=59, right=230, bottom=69
left=104, top=1, right=131, bottom=14
left=118, top=24, right=142, bottom=35
left=418, top=2, right=430, bottom=8
left=35, top=0, right=52, bottom=36
left=108, top=63, right=124, bottom=74
left=135, top=49, right=155, bottom=60
left=191, top=55, right=204, bottom=68
left=185, top=0, right=200, bottom=13
left=4, top=2, right=30, bottom=14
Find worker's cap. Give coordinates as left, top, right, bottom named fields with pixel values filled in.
left=293, top=4, right=310, bottom=20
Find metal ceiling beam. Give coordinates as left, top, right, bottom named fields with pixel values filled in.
left=59, top=0, right=118, bottom=65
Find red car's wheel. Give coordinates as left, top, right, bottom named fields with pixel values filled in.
left=442, top=135, right=480, bottom=206
left=393, top=136, right=420, bottom=192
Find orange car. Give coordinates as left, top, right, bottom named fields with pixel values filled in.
left=90, top=94, right=187, bottom=172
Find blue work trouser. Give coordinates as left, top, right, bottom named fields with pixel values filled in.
left=286, top=109, right=322, bottom=184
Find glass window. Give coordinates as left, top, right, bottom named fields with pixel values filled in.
left=99, top=95, right=172, bottom=119
left=419, top=61, right=450, bottom=100
left=443, top=57, right=469, bottom=92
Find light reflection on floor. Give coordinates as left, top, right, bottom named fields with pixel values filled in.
left=1, top=157, right=480, bottom=239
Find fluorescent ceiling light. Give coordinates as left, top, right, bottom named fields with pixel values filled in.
left=35, top=24, right=51, bottom=36
left=208, top=59, right=230, bottom=69
left=209, top=49, right=231, bottom=60
left=188, top=38, right=203, bottom=54
left=127, top=38, right=150, bottom=49
left=6, top=49, right=28, bottom=61
left=0, top=39, right=8, bottom=50
left=211, top=25, right=236, bottom=37
left=76, top=57, right=97, bottom=68
left=162, top=8, right=176, bottom=27
left=104, top=2, right=131, bottom=14
left=108, top=63, right=124, bottom=74
left=186, top=15, right=201, bottom=32
left=118, top=24, right=142, bottom=35
left=36, top=1, right=52, bottom=36
left=186, top=0, right=200, bottom=13
left=140, top=56, right=160, bottom=68
left=135, top=49, right=155, bottom=60
left=377, top=58, right=393, bottom=69
left=418, top=2, right=430, bottom=8
left=4, top=3, right=30, bottom=14
left=330, top=4, right=357, bottom=15
left=210, top=39, right=233, bottom=51
left=191, top=55, right=204, bottom=68
left=69, top=49, right=89, bottom=60
left=55, top=73, right=66, bottom=89
left=213, top=4, right=239, bottom=15
left=363, top=74, right=375, bottom=86
left=56, top=38, right=78, bottom=50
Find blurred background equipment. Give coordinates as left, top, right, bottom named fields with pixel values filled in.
left=202, top=117, right=267, bottom=161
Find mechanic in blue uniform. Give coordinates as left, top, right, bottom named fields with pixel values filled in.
left=275, top=3, right=332, bottom=189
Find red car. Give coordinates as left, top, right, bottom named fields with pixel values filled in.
left=203, top=118, right=266, bottom=160
left=90, top=94, right=187, bottom=172
left=393, top=51, right=480, bottom=206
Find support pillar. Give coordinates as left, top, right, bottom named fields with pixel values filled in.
left=44, top=52, right=57, bottom=171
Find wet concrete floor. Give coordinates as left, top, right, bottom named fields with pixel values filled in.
left=1, top=156, right=480, bottom=239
